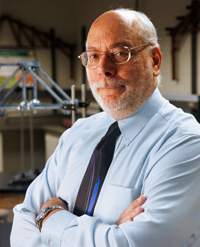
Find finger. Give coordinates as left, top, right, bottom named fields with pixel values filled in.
left=136, top=193, right=146, bottom=206
left=118, top=206, right=144, bottom=225
left=123, top=194, right=146, bottom=216
left=116, top=194, right=146, bottom=226
left=129, top=206, right=144, bottom=221
left=131, top=194, right=145, bottom=209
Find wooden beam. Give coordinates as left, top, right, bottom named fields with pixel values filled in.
left=166, top=0, right=200, bottom=81
left=8, top=18, right=21, bottom=46
left=0, top=15, right=76, bottom=78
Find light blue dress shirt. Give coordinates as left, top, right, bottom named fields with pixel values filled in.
left=11, top=88, right=200, bottom=247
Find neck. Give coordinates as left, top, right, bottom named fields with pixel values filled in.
left=106, top=84, right=158, bottom=121
left=105, top=107, right=139, bottom=121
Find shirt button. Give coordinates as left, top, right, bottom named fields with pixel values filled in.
left=49, top=241, right=54, bottom=246
left=126, top=140, right=130, bottom=144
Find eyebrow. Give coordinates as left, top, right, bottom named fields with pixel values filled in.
left=86, top=46, right=98, bottom=50
left=86, top=42, right=131, bottom=51
left=111, top=42, right=131, bottom=47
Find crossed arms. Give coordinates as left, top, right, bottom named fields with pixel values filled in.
left=39, top=193, right=145, bottom=228
left=10, top=125, right=200, bottom=247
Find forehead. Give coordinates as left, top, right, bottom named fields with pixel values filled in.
left=86, top=12, right=140, bottom=50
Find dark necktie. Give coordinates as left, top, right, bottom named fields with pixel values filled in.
left=73, top=121, right=121, bottom=216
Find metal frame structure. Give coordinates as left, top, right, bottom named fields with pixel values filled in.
left=0, top=61, right=88, bottom=124
left=0, top=61, right=89, bottom=172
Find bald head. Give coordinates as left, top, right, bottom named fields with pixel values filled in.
left=87, top=9, right=159, bottom=49
left=89, top=10, right=134, bottom=29
left=87, top=11, right=139, bottom=49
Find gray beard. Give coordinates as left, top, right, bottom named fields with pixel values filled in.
left=87, top=65, right=155, bottom=120
left=89, top=78, right=130, bottom=112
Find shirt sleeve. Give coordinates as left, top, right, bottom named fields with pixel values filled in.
left=11, top=133, right=200, bottom=247
left=10, top=131, right=68, bottom=247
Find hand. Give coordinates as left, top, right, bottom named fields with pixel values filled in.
left=116, top=193, right=146, bottom=226
left=40, top=197, right=68, bottom=228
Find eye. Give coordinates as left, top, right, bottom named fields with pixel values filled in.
left=88, top=52, right=100, bottom=60
left=111, top=47, right=129, bottom=58
left=115, top=51, right=127, bottom=57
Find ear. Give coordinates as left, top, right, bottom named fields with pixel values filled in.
left=151, top=47, right=162, bottom=77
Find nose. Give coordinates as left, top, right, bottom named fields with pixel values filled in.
left=98, top=54, right=116, bottom=77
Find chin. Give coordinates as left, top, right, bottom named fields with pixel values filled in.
left=90, top=84, right=137, bottom=119
left=95, top=95, right=127, bottom=111
left=97, top=96, right=134, bottom=119
left=103, top=106, right=134, bottom=121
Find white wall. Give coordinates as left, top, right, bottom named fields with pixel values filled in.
left=160, top=35, right=192, bottom=94
left=44, top=133, right=59, bottom=162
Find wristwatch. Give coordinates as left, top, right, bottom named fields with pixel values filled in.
left=36, top=206, right=65, bottom=231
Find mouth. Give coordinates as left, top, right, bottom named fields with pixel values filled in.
left=100, top=85, right=125, bottom=90
left=90, top=79, right=128, bottom=96
left=96, top=85, right=126, bottom=97
left=95, top=81, right=126, bottom=89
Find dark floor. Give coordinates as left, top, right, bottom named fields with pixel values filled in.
left=0, top=222, right=12, bottom=247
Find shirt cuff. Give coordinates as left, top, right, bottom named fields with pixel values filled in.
left=41, top=209, right=77, bottom=247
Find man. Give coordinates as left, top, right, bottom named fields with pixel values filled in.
left=11, top=8, right=200, bottom=247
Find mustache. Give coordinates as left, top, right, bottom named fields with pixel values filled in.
left=92, top=79, right=129, bottom=89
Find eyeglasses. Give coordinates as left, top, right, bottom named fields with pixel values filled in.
left=78, top=44, right=151, bottom=68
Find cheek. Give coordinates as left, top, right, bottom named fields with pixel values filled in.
left=118, top=60, right=141, bottom=79
left=87, top=68, right=100, bottom=83
left=127, top=59, right=150, bottom=81
left=118, top=68, right=139, bottom=85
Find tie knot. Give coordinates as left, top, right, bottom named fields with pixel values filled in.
left=106, top=121, right=121, bottom=138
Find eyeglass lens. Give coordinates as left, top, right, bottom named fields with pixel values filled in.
left=81, top=47, right=130, bottom=68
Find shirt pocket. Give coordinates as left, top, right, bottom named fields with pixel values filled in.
left=94, top=184, right=141, bottom=224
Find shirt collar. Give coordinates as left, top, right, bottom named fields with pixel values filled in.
left=105, top=88, right=166, bottom=146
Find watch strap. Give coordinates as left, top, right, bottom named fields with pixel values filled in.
left=36, top=206, right=65, bottom=231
